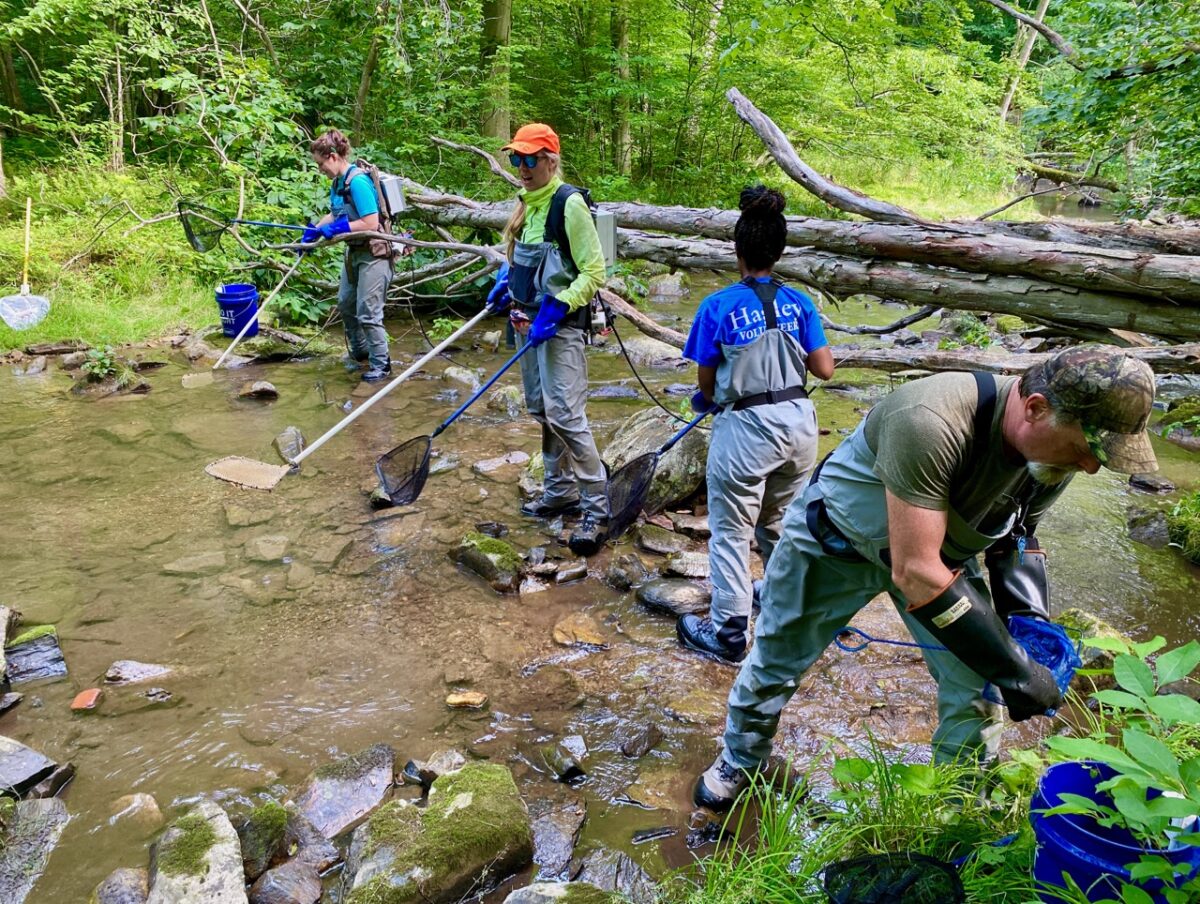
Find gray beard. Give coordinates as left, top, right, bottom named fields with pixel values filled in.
left=1027, top=462, right=1076, bottom=486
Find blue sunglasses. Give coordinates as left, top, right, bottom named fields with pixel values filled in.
left=508, top=153, right=541, bottom=169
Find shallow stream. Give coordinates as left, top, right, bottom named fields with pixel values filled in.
left=1, top=279, right=1197, bottom=901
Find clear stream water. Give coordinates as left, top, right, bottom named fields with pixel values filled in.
left=1, top=279, right=1196, bottom=901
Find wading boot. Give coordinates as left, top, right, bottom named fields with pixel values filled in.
left=677, top=614, right=747, bottom=664
left=693, top=753, right=753, bottom=813
left=568, top=512, right=608, bottom=556
left=520, top=495, right=582, bottom=518
left=362, top=364, right=392, bottom=383
left=342, top=352, right=368, bottom=371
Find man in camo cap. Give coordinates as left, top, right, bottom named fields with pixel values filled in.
left=694, top=344, right=1157, bottom=812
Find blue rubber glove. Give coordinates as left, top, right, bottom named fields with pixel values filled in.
left=301, top=223, right=321, bottom=245
left=486, top=261, right=511, bottom=315
left=528, top=294, right=571, bottom=347
left=318, top=215, right=351, bottom=240
left=690, top=390, right=717, bottom=414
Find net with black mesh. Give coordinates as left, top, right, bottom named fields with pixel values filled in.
left=375, top=435, right=434, bottom=506
left=605, top=451, right=660, bottom=542
left=178, top=200, right=231, bottom=253
left=822, top=852, right=965, bottom=904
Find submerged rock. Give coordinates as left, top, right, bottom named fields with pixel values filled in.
left=402, top=750, right=466, bottom=791
left=1127, top=507, right=1170, bottom=549
left=474, top=451, right=531, bottom=476
left=110, top=793, right=164, bottom=830
left=636, top=579, right=710, bottom=617
left=93, top=867, right=150, bottom=904
left=344, top=764, right=533, bottom=904
left=588, top=384, right=639, bottom=400
left=616, top=723, right=663, bottom=759
left=0, top=798, right=70, bottom=904
left=487, top=384, right=525, bottom=419
left=248, top=858, right=321, bottom=904
left=238, top=381, right=279, bottom=401
left=223, top=502, right=273, bottom=528
left=147, top=800, right=246, bottom=904
left=0, top=736, right=63, bottom=797
left=441, top=365, right=480, bottom=390
left=162, top=551, right=226, bottom=576
left=244, top=534, right=290, bottom=563
left=291, top=744, right=395, bottom=840
left=105, top=660, right=172, bottom=686
left=552, top=613, right=607, bottom=648
left=530, top=796, right=587, bottom=881
left=569, top=848, right=657, bottom=904
left=272, top=427, right=305, bottom=464
left=604, top=554, right=651, bottom=592
left=504, top=883, right=620, bottom=904
left=454, top=532, right=523, bottom=594
left=5, top=627, right=67, bottom=684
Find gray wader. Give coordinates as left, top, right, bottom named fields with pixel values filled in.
left=335, top=166, right=394, bottom=371
left=510, top=235, right=607, bottom=520
left=339, top=245, right=393, bottom=370
left=723, top=373, right=1014, bottom=767
left=707, top=278, right=817, bottom=651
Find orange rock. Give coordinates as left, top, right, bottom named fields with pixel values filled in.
left=445, top=690, right=488, bottom=709
left=71, top=688, right=102, bottom=711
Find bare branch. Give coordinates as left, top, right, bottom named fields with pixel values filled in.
left=978, top=0, right=1084, bottom=69
left=431, top=136, right=522, bottom=188
left=822, top=305, right=940, bottom=335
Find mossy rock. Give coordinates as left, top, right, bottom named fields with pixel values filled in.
left=238, top=800, right=289, bottom=881
left=992, top=314, right=1026, bottom=335
left=6, top=624, right=56, bottom=648
left=157, top=813, right=218, bottom=877
left=454, top=532, right=523, bottom=594
left=149, top=800, right=245, bottom=902
left=1166, top=491, right=1200, bottom=565
left=346, top=764, right=533, bottom=904
left=1161, top=396, right=1200, bottom=433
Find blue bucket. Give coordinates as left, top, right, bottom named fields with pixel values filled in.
left=1031, top=761, right=1200, bottom=902
left=215, top=283, right=260, bottom=338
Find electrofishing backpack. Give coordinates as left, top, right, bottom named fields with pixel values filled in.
left=338, top=158, right=408, bottom=262
left=543, top=183, right=616, bottom=339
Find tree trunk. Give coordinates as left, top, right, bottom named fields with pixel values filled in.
left=611, top=0, right=632, bottom=176
left=999, top=0, right=1051, bottom=123
left=0, top=43, right=21, bottom=113
left=109, top=48, right=125, bottom=171
left=0, top=132, right=6, bottom=200
left=353, top=2, right=388, bottom=137
left=1022, top=158, right=1120, bottom=193
left=480, top=0, right=511, bottom=140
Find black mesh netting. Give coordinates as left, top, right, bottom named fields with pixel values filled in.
left=375, top=436, right=433, bottom=506
left=178, top=200, right=231, bottom=253
left=605, top=451, right=659, bottom=542
left=822, top=853, right=965, bottom=904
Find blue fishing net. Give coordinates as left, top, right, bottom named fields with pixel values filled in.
left=983, top=615, right=1082, bottom=706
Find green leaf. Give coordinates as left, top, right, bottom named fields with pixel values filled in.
left=1092, top=689, right=1146, bottom=709
left=892, top=763, right=939, bottom=795
left=1121, top=884, right=1156, bottom=904
left=1181, top=756, right=1200, bottom=788
left=1145, top=694, right=1200, bottom=727
left=1133, top=637, right=1168, bottom=658
left=1156, top=641, right=1200, bottom=686
left=1083, top=636, right=1133, bottom=653
left=1045, top=737, right=1151, bottom=779
left=831, top=757, right=873, bottom=784
left=1115, top=654, right=1157, bottom=697
left=1123, top=728, right=1182, bottom=783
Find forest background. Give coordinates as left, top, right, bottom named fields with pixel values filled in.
left=0, top=0, right=1197, bottom=346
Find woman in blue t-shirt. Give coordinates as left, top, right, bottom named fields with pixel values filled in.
left=678, top=185, right=836, bottom=663
left=306, top=129, right=395, bottom=382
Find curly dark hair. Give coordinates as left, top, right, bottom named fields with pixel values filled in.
left=310, top=129, right=351, bottom=160
left=733, top=185, right=787, bottom=271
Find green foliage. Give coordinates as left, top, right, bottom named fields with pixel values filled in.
left=81, top=345, right=118, bottom=381
left=1039, top=639, right=1200, bottom=901
left=428, top=317, right=465, bottom=343
left=157, top=812, right=219, bottom=877
left=1166, top=492, right=1200, bottom=565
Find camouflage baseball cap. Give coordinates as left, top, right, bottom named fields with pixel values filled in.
left=1023, top=344, right=1157, bottom=474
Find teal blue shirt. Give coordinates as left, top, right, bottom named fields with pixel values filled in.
left=330, top=166, right=378, bottom=219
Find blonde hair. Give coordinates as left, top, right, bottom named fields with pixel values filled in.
left=502, top=152, right=561, bottom=259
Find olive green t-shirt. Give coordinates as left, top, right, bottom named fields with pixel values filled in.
left=863, top=372, right=1069, bottom=534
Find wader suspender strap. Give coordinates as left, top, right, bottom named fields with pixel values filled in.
left=969, top=371, right=998, bottom=475
left=730, top=276, right=809, bottom=411
left=541, top=183, right=591, bottom=332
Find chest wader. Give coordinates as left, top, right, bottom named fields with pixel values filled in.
left=705, top=277, right=820, bottom=653
left=335, top=167, right=394, bottom=371
left=721, top=373, right=1011, bottom=771
left=509, top=187, right=607, bottom=520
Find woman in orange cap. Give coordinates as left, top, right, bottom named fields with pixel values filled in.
left=487, top=123, right=609, bottom=555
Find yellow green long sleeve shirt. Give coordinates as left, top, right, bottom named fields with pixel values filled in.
left=517, top=175, right=606, bottom=312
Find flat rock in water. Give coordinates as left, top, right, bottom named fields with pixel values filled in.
left=487, top=384, right=525, bottom=419
left=555, top=560, right=589, bottom=584
left=617, top=723, right=663, bottom=759
left=245, top=534, right=290, bottom=562
left=26, top=762, right=75, bottom=799
left=105, top=660, right=172, bottom=686
left=665, top=551, right=709, bottom=579
left=604, top=553, right=651, bottom=592
left=668, top=512, right=710, bottom=539
left=281, top=808, right=340, bottom=872
left=569, top=848, right=657, bottom=904
left=441, top=365, right=480, bottom=390
left=530, top=795, right=588, bottom=880
left=588, top=384, right=639, bottom=400
left=611, top=336, right=685, bottom=368
left=162, top=551, right=226, bottom=576
left=310, top=536, right=352, bottom=569
left=474, top=451, right=531, bottom=475
left=0, top=798, right=70, bottom=904
left=552, top=613, right=606, bottom=648
left=1130, top=473, right=1176, bottom=494
left=93, top=867, right=150, bottom=904
left=505, top=883, right=621, bottom=904
left=636, top=579, right=710, bottom=617
left=147, top=800, right=246, bottom=904
left=402, top=749, right=466, bottom=791
left=273, top=427, right=305, bottom=463
left=664, top=383, right=693, bottom=396
left=1127, top=508, right=1170, bottom=549
left=429, top=453, right=461, bottom=475
left=446, top=690, right=489, bottom=709
left=0, top=736, right=60, bottom=795
left=454, top=533, right=522, bottom=594
left=181, top=372, right=214, bottom=389
left=0, top=693, right=22, bottom=716
left=238, top=380, right=279, bottom=400
left=110, top=793, right=163, bottom=830
left=224, top=502, right=273, bottom=528
left=5, top=632, right=68, bottom=684
left=634, top=524, right=693, bottom=556
left=345, top=764, right=532, bottom=904
left=291, top=743, right=395, bottom=840
left=248, top=858, right=321, bottom=904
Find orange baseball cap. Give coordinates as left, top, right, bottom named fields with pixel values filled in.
left=502, top=123, right=560, bottom=155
